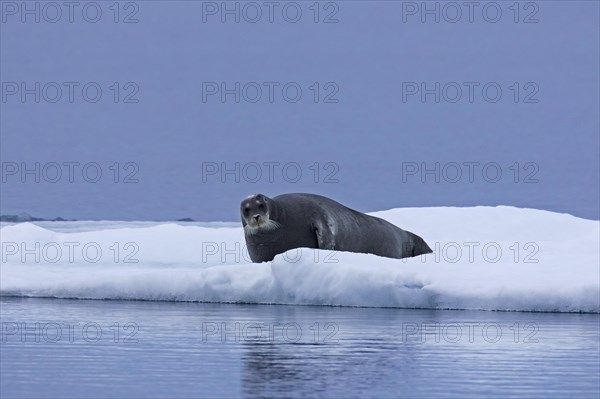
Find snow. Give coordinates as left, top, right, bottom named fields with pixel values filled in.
left=1, top=206, right=598, bottom=313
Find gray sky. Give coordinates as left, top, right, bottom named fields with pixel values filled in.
left=1, top=1, right=598, bottom=220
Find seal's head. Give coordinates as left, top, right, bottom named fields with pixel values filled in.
left=240, top=194, right=280, bottom=234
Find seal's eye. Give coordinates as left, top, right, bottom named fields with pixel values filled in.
left=258, top=203, right=265, bottom=210
left=244, top=207, right=250, bottom=214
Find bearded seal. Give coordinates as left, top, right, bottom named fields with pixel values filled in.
left=241, top=193, right=432, bottom=262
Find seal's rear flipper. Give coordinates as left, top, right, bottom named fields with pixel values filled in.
left=412, top=235, right=433, bottom=256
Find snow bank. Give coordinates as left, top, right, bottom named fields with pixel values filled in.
left=1, top=206, right=598, bottom=313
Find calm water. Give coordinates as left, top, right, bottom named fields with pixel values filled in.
left=1, top=298, right=598, bottom=399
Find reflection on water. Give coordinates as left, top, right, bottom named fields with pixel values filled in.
left=1, top=298, right=598, bottom=399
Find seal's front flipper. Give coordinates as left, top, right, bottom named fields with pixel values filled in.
left=313, top=219, right=336, bottom=250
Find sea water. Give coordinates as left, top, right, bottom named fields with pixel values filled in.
left=1, top=297, right=598, bottom=399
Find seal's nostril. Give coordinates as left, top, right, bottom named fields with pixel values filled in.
left=253, top=215, right=260, bottom=221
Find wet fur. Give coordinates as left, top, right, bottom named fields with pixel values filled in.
left=241, top=193, right=433, bottom=263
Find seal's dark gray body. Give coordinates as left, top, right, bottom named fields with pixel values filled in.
left=241, top=193, right=432, bottom=263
